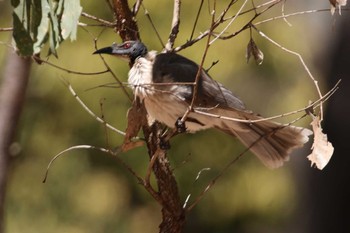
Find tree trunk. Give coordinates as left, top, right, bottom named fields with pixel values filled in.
left=0, top=49, right=31, bottom=233
left=112, top=1, right=185, bottom=232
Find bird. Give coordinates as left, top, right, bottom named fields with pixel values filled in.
left=94, top=40, right=312, bottom=168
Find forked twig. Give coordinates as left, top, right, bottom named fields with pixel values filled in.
left=210, top=0, right=249, bottom=45
left=81, top=12, right=115, bottom=27
left=189, top=0, right=204, bottom=41
left=43, top=143, right=162, bottom=202
left=67, top=84, right=127, bottom=136
left=165, top=0, right=181, bottom=51
left=35, top=57, right=109, bottom=75
left=142, top=4, right=165, bottom=48
left=251, top=25, right=324, bottom=120
left=43, top=145, right=111, bottom=183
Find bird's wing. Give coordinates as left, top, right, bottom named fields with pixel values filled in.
left=152, top=52, right=247, bottom=111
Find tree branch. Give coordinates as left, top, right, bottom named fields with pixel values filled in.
left=111, top=1, right=185, bottom=232
left=0, top=49, right=31, bottom=233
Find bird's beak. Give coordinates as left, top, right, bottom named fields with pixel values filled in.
left=93, top=44, right=132, bottom=62
left=93, top=46, right=114, bottom=55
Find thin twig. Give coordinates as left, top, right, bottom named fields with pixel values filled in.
left=165, top=0, right=181, bottom=51
left=142, top=4, right=165, bottom=48
left=252, top=25, right=324, bottom=120
left=210, top=0, right=249, bottom=45
left=43, top=145, right=110, bottom=183
left=254, top=9, right=333, bottom=26
left=189, top=0, right=204, bottom=41
left=81, top=12, right=115, bottom=26
left=183, top=168, right=211, bottom=208
left=94, top=39, right=133, bottom=101
left=194, top=80, right=339, bottom=124
left=281, top=0, right=292, bottom=26
left=132, top=0, right=143, bottom=16
left=67, top=84, right=127, bottom=136
left=37, top=58, right=109, bottom=75
left=0, top=28, right=13, bottom=32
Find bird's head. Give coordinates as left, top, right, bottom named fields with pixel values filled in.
left=93, top=40, right=148, bottom=64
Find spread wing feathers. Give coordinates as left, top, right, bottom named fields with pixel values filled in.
left=217, top=111, right=313, bottom=168
left=152, top=52, right=312, bottom=168
left=152, top=53, right=246, bottom=111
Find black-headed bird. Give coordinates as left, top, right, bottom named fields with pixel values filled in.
left=94, top=40, right=312, bottom=168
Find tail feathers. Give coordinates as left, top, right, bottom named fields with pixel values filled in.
left=220, top=116, right=313, bottom=168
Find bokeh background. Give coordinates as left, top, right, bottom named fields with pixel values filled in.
left=0, top=1, right=349, bottom=233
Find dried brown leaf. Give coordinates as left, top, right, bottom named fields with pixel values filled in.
left=246, top=38, right=264, bottom=65
left=307, top=116, right=334, bottom=170
left=121, top=100, right=147, bottom=152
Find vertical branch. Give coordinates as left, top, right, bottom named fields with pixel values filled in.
left=0, top=49, right=32, bottom=233
left=165, top=0, right=181, bottom=52
left=113, top=0, right=140, bottom=41
left=112, top=1, right=185, bottom=232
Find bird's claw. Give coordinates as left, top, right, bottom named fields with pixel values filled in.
left=175, top=118, right=187, bottom=133
left=159, top=136, right=171, bottom=150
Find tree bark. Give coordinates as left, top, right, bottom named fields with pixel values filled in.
left=0, top=49, right=31, bottom=233
left=112, top=1, right=185, bottom=232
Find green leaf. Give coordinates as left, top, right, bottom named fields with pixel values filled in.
left=11, top=0, right=20, bottom=8
left=12, top=0, right=82, bottom=56
left=60, top=0, right=82, bottom=40
left=12, top=12, right=34, bottom=56
left=33, top=0, right=51, bottom=53
left=47, top=0, right=62, bottom=56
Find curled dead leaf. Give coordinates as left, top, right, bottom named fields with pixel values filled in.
left=307, top=116, right=334, bottom=170
left=121, top=99, right=147, bottom=152
left=246, top=38, right=264, bottom=65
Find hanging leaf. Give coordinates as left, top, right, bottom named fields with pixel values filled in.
left=33, top=0, right=51, bottom=54
left=12, top=12, right=34, bottom=56
left=246, top=38, right=264, bottom=65
left=11, top=0, right=82, bottom=57
left=61, top=0, right=82, bottom=41
left=307, top=116, right=334, bottom=170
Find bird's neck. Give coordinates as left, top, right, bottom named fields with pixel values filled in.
left=128, top=50, right=158, bottom=98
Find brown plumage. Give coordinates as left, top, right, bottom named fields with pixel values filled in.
left=94, top=41, right=312, bottom=168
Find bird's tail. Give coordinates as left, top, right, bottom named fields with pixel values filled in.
left=217, top=112, right=313, bottom=168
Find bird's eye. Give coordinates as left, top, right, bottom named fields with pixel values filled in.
left=124, top=43, right=131, bottom=49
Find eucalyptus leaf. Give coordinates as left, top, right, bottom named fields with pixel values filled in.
left=12, top=12, right=34, bottom=56
left=61, top=0, right=82, bottom=40
left=33, top=0, right=51, bottom=54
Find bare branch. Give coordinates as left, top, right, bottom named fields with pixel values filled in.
left=252, top=25, right=324, bottom=120
left=210, top=0, right=249, bottom=45
left=132, top=0, right=143, bottom=16
left=81, top=12, right=115, bottom=26
left=165, top=0, right=181, bottom=52
left=254, top=9, right=333, bottom=26
left=142, top=4, right=165, bottom=48
left=35, top=57, right=109, bottom=75
left=189, top=0, right=204, bottom=41
left=281, top=0, right=292, bottom=26
left=0, top=28, right=12, bottom=32
left=67, top=84, right=127, bottom=136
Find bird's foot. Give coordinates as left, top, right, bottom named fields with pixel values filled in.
left=159, top=136, right=171, bottom=150
left=175, top=118, right=187, bottom=133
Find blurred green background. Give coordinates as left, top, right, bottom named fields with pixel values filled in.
left=0, top=1, right=341, bottom=233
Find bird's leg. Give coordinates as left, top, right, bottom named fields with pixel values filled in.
left=159, top=135, right=171, bottom=150
left=175, top=117, right=187, bottom=133
left=159, top=127, right=171, bottom=150
left=159, top=118, right=186, bottom=150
